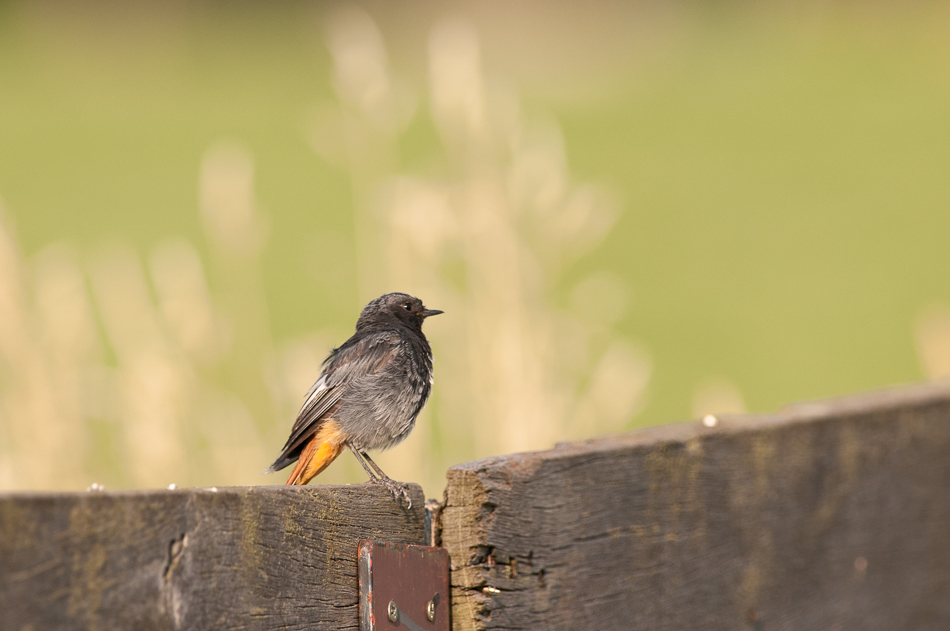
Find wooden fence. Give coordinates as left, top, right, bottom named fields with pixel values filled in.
left=1, top=485, right=427, bottom=629
left=3, top=382, right=950, bottom=629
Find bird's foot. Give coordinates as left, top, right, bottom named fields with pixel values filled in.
left=371, top=476, right=412, bottom=509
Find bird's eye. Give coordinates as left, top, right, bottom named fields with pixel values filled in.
left=404, top=303, right=412, bottom=311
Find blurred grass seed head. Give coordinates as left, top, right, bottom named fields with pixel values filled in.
left=0, top=14, right=649, bottom=494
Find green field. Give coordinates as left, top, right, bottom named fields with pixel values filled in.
left=1, top=1, right=949, bottom=495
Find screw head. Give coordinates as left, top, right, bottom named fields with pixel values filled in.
left=426, top=599, right=436, bottom=622
left=388, top=601, right=398, bottom=623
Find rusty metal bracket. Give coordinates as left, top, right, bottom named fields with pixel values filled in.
left=358, top=541, right=450, bottom=631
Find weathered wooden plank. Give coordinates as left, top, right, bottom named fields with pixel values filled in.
left=0, top=483, right=425, bottom=630
left=441, top=382, right=950, bottom=631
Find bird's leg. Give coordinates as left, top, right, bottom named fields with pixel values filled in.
left=346, top=442, right=380, bottom=480
left=346, top=442, right=412, bottom=508
left=362, top=451, right=412, bottom=507
left=361, top=451, right=390, bottom=480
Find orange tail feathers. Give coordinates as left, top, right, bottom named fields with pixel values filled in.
left=285, top=420, right=346, bottom=486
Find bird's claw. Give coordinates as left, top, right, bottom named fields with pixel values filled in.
left=373, top=477, right=412, bottom=509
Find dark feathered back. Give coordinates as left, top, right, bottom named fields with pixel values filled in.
left=265, top=292, right=441, bottom=474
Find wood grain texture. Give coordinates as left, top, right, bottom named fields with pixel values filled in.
left=441, top=382, right=950, bottom=631
left=0, top=483, right=425, bottom=631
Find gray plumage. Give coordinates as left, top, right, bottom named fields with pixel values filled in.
left=265, top=293, right=441, bottom=481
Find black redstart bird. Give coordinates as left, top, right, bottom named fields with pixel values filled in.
left=264, top=292, right=442, bottom=503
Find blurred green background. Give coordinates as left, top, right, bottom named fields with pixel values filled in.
left=2, top=0, right=949, bottom=497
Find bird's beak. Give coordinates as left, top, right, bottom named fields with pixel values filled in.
left=422, top=309, right=444, bottom=318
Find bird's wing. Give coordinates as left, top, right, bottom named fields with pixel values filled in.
left=276, top=331, right=401, bottom=459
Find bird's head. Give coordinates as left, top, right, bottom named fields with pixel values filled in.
left=356, top=292, right=443, bottom=331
